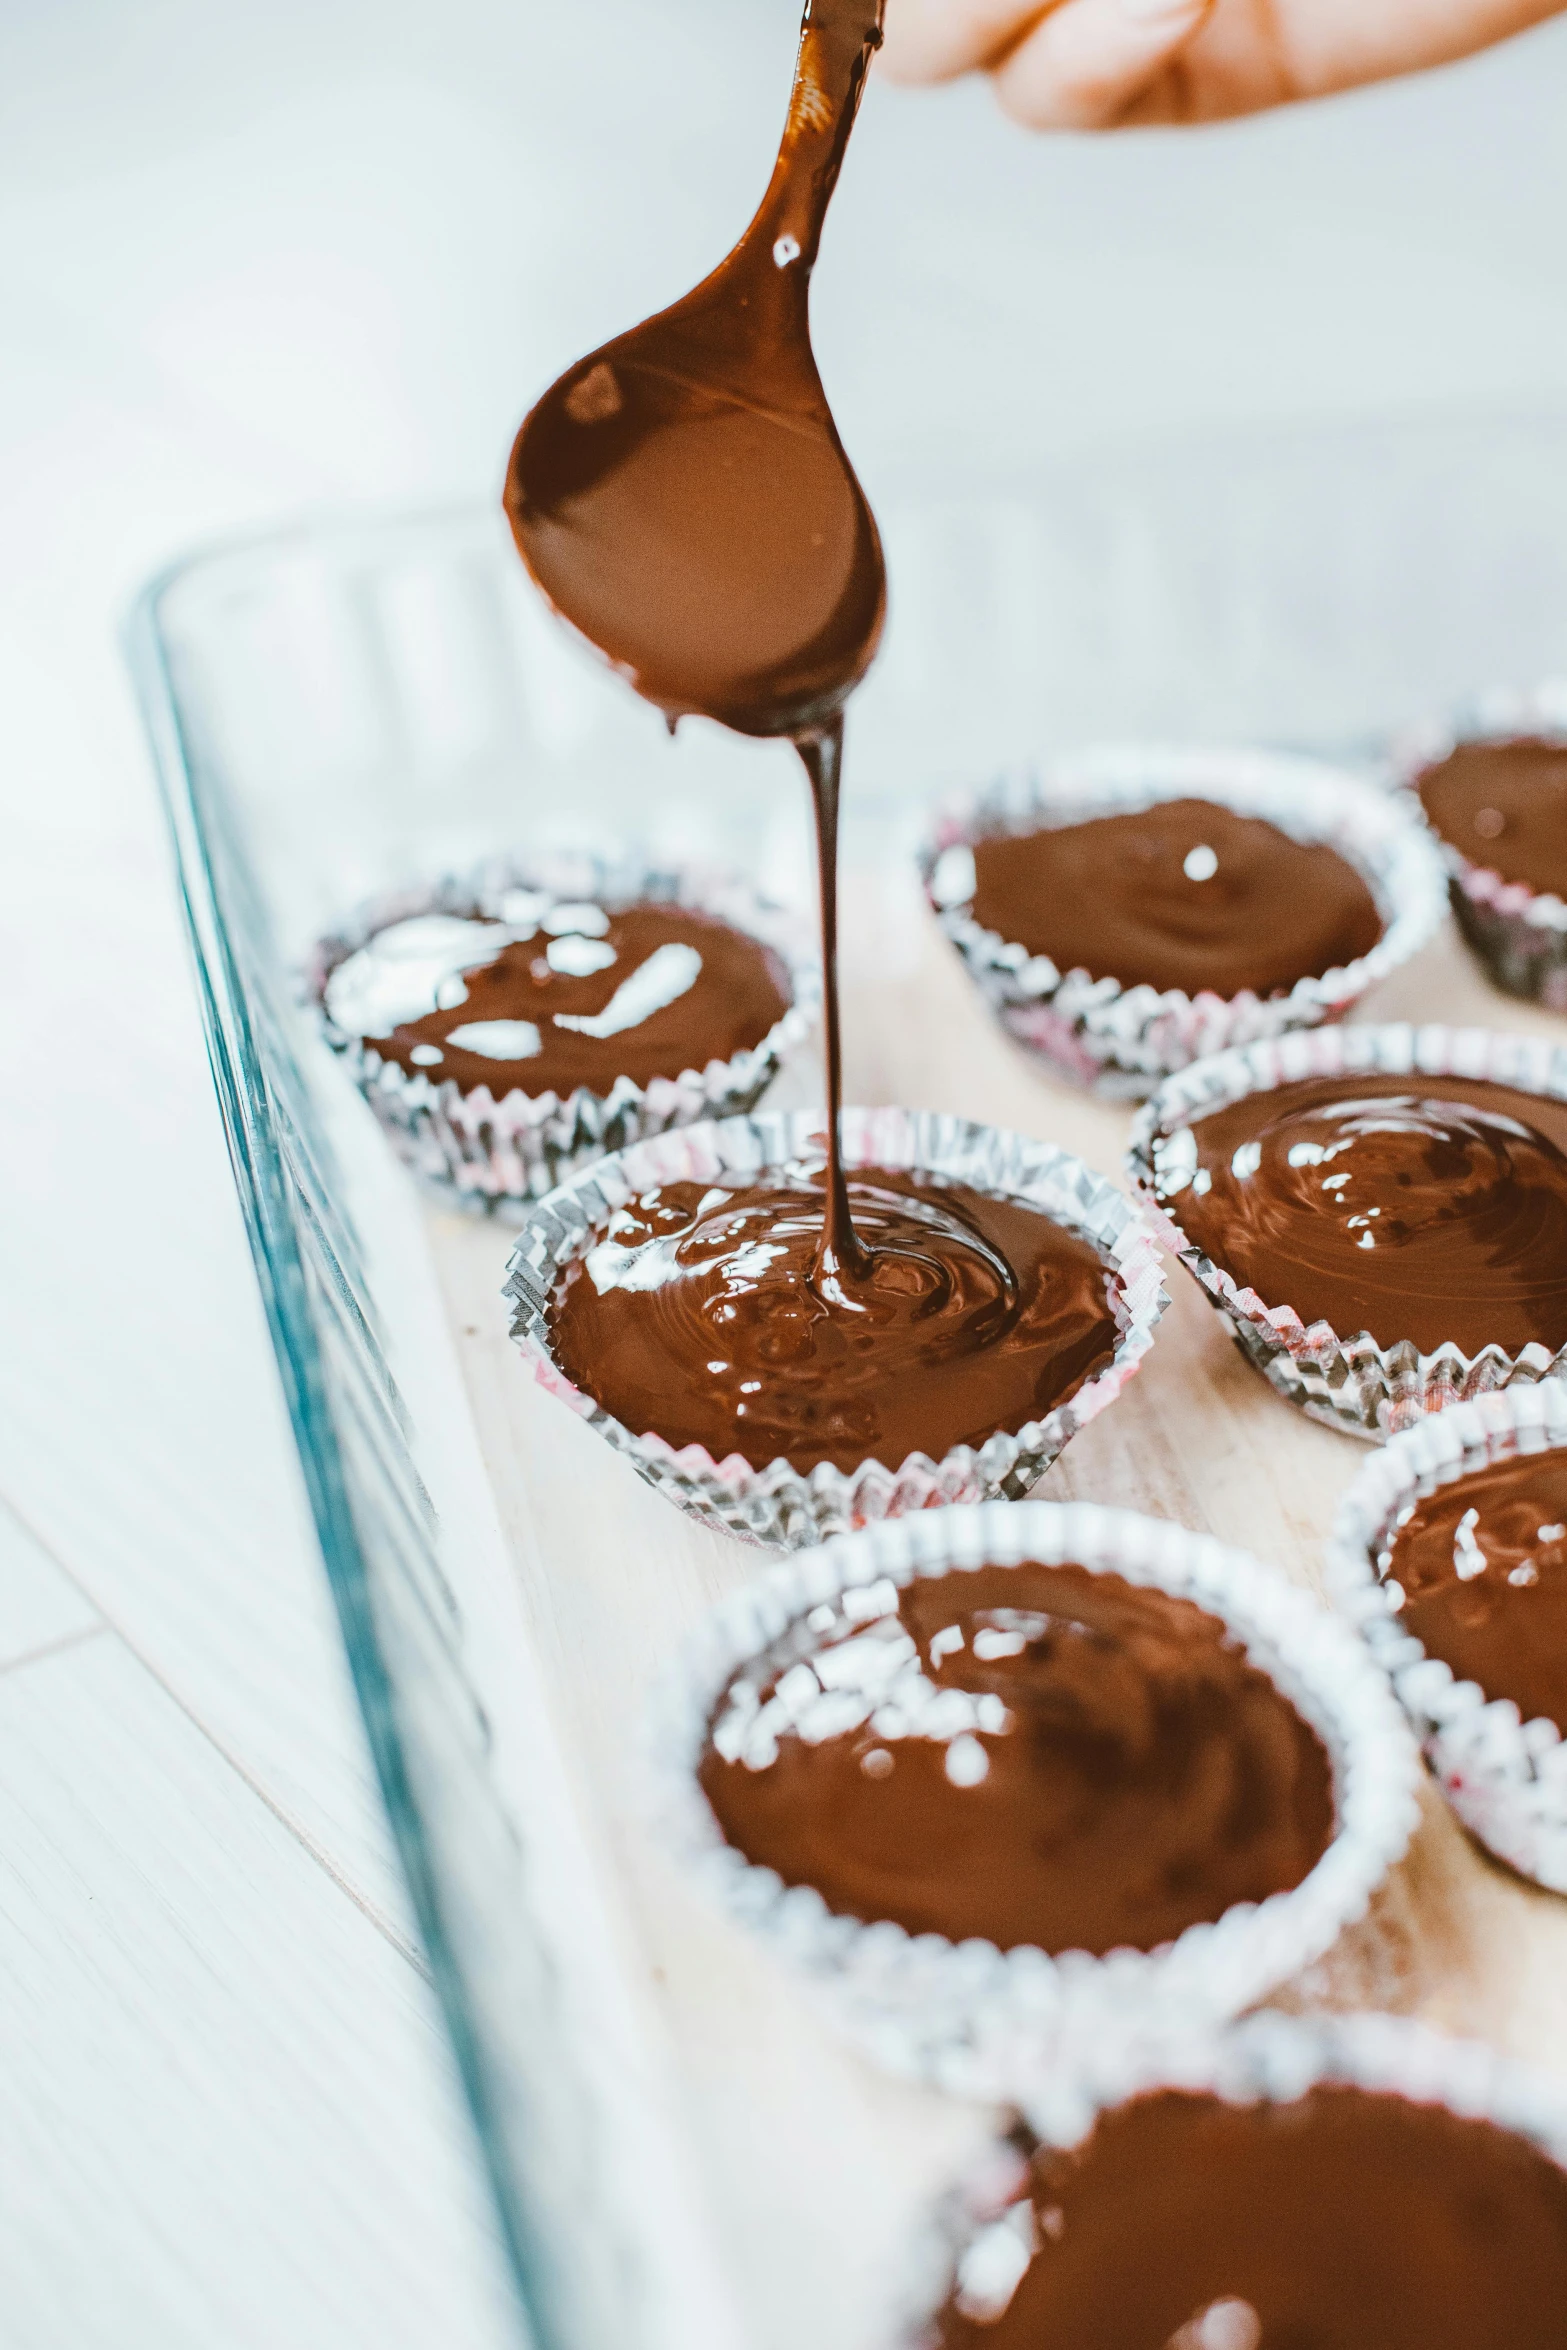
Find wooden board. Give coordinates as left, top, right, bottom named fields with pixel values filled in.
left=433, top=862, right=1567, bottom=2350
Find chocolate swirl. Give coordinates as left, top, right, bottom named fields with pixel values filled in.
left=1164, top=1073, right=1567, bottom=1354
left=932, top=2086, right=1567, bottom=2349
left=1386, top=1448, right=1567, bottom=1730
left=698, top=1561, right=1332, bottom=1954
left=547, top=1171, right=1120, bottom=1474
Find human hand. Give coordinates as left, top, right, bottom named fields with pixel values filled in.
left=879, top=0, right=1566, bottom=129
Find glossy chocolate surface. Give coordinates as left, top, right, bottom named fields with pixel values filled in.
left=325, top=900, right=789, bottom=1096
left=1386, top=1448, right=1567, bottom=1730
left=548, top=1173, right=1120, bottom=1475
left=698, top=1561, right=1332, bottom=1952
left=1164, top=1071, right=1567, bottom=1354
left=1417, top=736, right=1567, bottom=896
left=505, top=0, right=884, bottom=739
left=932, top=2086, right=1567, bottom=2349
left=964, top=800, right=1383, bottom=998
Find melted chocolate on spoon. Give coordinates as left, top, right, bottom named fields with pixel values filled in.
left=506, top=0, right=886, bottom=1279
left=506, top=4, right=1121, bottom=1458
left=933, top=2087, right=1567, bottom=2348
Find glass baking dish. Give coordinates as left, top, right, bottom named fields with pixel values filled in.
left=126, top=411, right=1567, bottom=2350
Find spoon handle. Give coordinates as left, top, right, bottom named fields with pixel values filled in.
left=757, top=0, right=885, bottom=276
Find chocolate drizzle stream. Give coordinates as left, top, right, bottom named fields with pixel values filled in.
left=798, top=719, right=866, bottom=1278
left=506, top=0, right=886, bottom=1280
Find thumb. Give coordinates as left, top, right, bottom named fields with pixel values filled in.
left=991, top=0, right=1215, bottom=130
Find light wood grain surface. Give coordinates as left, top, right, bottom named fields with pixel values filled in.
left=434, top=861, right=1567, bottom=2350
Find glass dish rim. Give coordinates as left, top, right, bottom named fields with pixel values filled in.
left=125, top=550, right=543, bottom=2331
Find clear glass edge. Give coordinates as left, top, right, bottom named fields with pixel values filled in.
left=122, top=578, right=541, bottom=2346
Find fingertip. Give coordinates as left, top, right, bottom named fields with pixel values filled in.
left=875, top=0, right=953, bottom=83
left=873, top=37, right=948, bottom=89
left=990, top=0, right=1211, bottom=130
left=878, top=0, right=1051, bottom=87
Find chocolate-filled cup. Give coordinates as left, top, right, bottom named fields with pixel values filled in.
left=650, top=1500, right=1418, bottom=2090
left=909, top=2011, right=1567, bottom=2350
left=503, top=1107, right=1168, bottom=1551
left=307, top=849, right=819, bottom=1213
left=921, top=745, right=1445, bottom=1100
left=1392, top=684, right=1567, bottom=1006
left=1129, top=1022, right=1567, bottom=1441
left=1330, top=1380, right=1567, bottom=1890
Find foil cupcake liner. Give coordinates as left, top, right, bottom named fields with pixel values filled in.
left=908, top=2008, right=1567, bottom=2341
left=1328, top=1380, right=1567, bottom=1892
left=1128, top=1021, right=1567, bottom=1441
left=502, top=1107, right=1169, bottom=1551
left=649, top=1498, right=1420, bottom=2091
left=307, top=849, right=821, bottom=1215
left=920, top=744, right=1446, bottom=1101
left=1390, top=682, right=1567, bottom=1006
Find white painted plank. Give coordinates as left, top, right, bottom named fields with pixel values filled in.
left=0, top=834, right=412, bottom=1940
left=0, top=1630, right=519, bottom=2350
left=0, top=1498, right=101, bottom=1671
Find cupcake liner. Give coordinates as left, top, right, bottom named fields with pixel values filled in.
left=920, top=745, right=1446, bottom=1101
left=1128, top=1021, right=1567, bottom=1441
left=649, top=1498, right=1420, bottom=2091
left=307, top=848, right=821, bottom=1215
left=1328, top=1380, right=1567, bottom=1891
left=502, top=1107, right=1169, bottom=1551
left=1390, top=682, right=1567, bottom=1006
left=910, top=2008, right=1567, bottom=2340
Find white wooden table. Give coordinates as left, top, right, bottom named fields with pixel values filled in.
left=7, top=3, right=1567, bottom=2339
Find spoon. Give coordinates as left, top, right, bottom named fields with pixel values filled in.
left=504, top=0, right=886, bottom=741
left=504, top=0, right=887, bottom=1282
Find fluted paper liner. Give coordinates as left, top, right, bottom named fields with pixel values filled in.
left=1329, top=1380, right=1567, bottom=1892
left=1128, top=1021, right=1567, bottom=1441
left=503, top=1108, right=1169, bottom=1551
left=308, top=850, right=820, bottom=1214
left=908, top=2009, right=1567, bottom=2340
left=650, top=1500, right=1420, bottom=2091
left=922, top=745, right=1445, bottom=1100
left=1391, top=683, right=1567, bottom=1006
